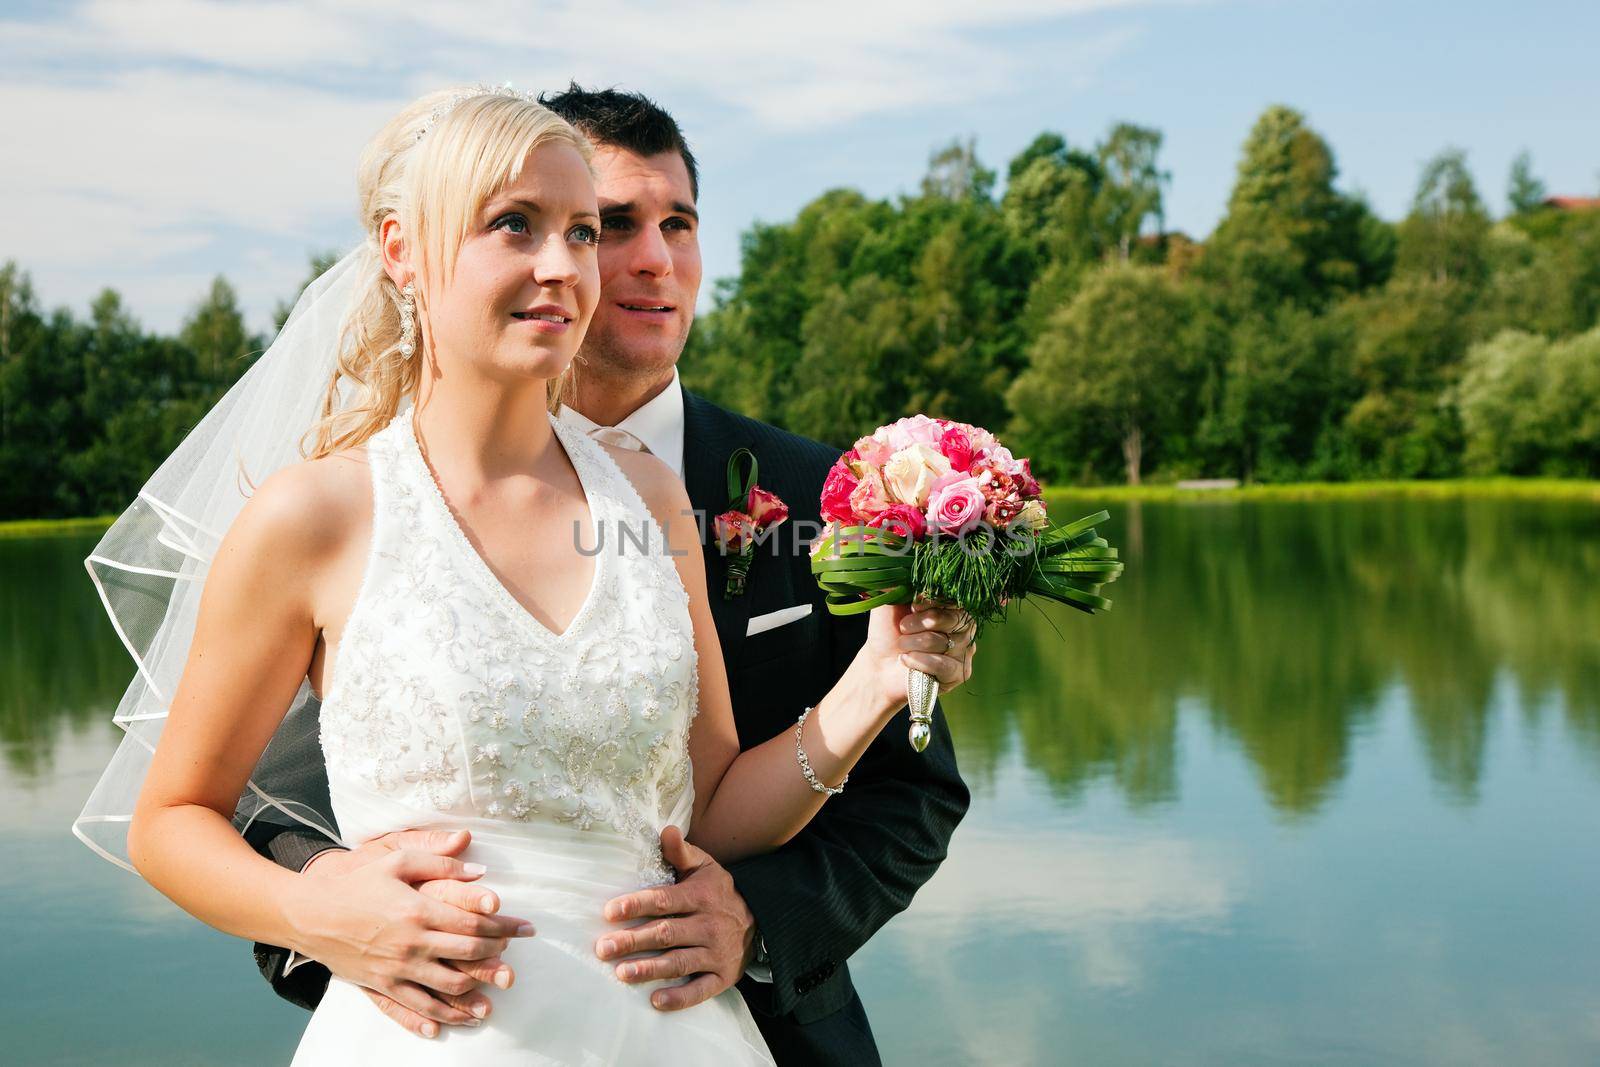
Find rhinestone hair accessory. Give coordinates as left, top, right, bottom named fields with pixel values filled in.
left=414, top=82, right=541, bottom=145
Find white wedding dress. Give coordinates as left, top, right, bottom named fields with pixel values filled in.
left=290, top=409, right=773, bottom=1065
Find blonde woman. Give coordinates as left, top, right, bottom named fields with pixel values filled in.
left=81, top=88, right=972, bottom=1063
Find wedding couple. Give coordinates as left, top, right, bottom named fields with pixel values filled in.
left=78, top=85, right=973, bottom=1065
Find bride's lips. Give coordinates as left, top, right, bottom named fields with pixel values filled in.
left=511, top=303, right=575, bottom=334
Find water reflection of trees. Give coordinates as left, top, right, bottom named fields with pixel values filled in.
left=7, top=503, right=1600, bottom=809
left=1, top=534, right=127, bottom=777
left=946, top=500, right=1600, bottom=815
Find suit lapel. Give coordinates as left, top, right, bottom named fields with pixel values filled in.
left=682, top=391, right=757, bottom=655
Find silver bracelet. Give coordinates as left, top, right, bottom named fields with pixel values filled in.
left=795, top=707, right=847, bottom=796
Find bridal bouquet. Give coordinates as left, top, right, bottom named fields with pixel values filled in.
left=811, top=415, right=1123, bottom=750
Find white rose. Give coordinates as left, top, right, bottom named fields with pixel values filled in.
left=882, top=443, right=953, bottom=508
left=1016, top=499, right=1049, bottom=531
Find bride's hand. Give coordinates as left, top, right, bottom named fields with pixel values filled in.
left=859, top=598, right=977, bottom=712
left=282, top=831, right=536, bottom=1038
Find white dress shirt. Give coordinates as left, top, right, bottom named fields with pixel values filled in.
left=556, top=368, right=686, bottom=479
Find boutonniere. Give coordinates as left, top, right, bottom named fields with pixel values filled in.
left=713, top=447, right=788, bottom=599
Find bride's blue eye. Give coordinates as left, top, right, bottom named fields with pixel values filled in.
left=492, top=213, right=529, bottom=234
left=569, top=223, right=599, bottom=245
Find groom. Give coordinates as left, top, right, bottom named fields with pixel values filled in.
left=246, top=85, right=970, bottom=1066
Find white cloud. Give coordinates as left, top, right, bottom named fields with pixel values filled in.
left=898, top=826, right=1241, bottom=989
left=0, top=0, right=1166, bottom=329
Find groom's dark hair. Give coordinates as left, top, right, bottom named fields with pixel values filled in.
left=539, top=83, right=700, bottom=201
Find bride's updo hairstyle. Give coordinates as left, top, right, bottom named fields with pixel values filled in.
left=308, top=87, right=592, bottom=459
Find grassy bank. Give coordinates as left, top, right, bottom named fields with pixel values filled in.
left=1045, top=478, right=1600, bottom=504
left=0, top=515, right=117, bottom=539
left=2, top=479, right=1596, bottom=538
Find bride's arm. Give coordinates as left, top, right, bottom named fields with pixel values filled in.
left=126, top=461, right=523, bottom=1010
left=626, top=457, right=968, bottom=865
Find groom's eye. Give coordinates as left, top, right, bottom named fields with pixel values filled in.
left=600, top=215, right=634, bottom=234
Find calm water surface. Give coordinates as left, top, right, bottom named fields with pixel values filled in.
left=4, top=500, right=1599, bottom=1065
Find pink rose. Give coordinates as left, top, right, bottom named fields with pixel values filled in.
left=867, top=503, right=927, bottom=541
left=820, top=461, right=859, bottom=524
left=1016, top=457, right=1041, bottom=498
left=880, top=414, right=943, bottom=451
left=939, top=425, right=975, bottom=472
left=985, top=442, right=1024, bottom=478
left=714, top=510, right=755, bottom=552
left=926, top=473, right=986, bottom=536
left=852, top=434, right=895, bottom=468
left=848, top=467, right=892, bottom=520
left=746, top=485, right=789, bottom=527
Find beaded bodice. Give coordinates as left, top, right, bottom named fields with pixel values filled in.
left=318, top=409, right=699, bottom=885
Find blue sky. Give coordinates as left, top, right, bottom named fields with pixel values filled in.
left=2, top=0, right=1596, bottom=334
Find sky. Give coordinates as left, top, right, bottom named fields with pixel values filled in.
left=1, top=0, right=1596, bottom=335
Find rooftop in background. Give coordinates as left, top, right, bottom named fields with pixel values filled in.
left=1543, top=196, right=1600, bottom=211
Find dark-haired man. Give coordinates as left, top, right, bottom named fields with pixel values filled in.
left=248, top=84, right=969, bottom=1067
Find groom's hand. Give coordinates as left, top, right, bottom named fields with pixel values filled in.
left=596, top=826, right=756, bottom=1012
left=293, top=829, right=531, bottom=1038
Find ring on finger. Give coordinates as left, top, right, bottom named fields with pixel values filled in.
left=942, top=631, right=954, bottom=655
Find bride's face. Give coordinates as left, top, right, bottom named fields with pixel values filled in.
left=424, top=142, right=600, bottom=382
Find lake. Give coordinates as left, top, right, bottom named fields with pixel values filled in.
left=4, top=499, right=1599, bottom=1065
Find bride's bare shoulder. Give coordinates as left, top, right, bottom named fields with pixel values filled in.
left=602, top=445, right=694, bottom=533
left=225, top=445, right=373, bottom=564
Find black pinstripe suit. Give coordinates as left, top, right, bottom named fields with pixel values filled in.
left=248, top=390, right=969, bottom=1066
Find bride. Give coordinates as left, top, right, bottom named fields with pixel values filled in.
left=89, top=87, right=972, bottom=1064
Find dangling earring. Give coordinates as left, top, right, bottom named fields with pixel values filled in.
left=398, top=283, right=417, bottom=359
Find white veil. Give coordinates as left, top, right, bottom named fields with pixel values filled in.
left=73, top=246, right=372, bottom=871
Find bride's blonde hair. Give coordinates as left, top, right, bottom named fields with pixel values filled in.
left=307, top=88, right=592, bottom=460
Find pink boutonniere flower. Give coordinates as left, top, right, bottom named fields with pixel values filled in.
left=718, top=448, right=787, bottom=599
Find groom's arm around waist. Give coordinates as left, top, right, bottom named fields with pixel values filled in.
left=243, top=820, right=339, bottom=1009
left=726, top=609, right=969, bottom=1019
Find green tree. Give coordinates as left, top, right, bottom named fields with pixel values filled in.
left=1094, top=122, right=1169, bottom=261
left=1201, top=105, right=1382, bottom=313
left=1455, top=325, right=1600, bottom=477
left=1507, top=150, right=1547, bottom=216
left=1335, top=275, right=1472, bottom=478
left=921, top=137, right=996, bottom=202
left=1454, top=329, right=1551, bottom=474
left=1396, top=148, right=1490, bottom=286
left=180, top=275, right=258, bottom=386
left=1009, top=265, right=1199, bottom=485
left=1204, top=305, right=1353, bottom=482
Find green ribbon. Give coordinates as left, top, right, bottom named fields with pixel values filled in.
left=810, top=510, right=1124, bottom=622
left=726, top=447, right=758, bottom=512
left=721, top=448, right=761, bottom=599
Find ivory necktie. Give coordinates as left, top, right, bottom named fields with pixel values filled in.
left=586, top=425, right=650, bottom=453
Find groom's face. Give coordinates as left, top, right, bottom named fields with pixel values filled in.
left=583, top=145, right=702, bottom=377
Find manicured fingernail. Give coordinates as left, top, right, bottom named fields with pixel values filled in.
left=464, top=1018, right=482, bottom=1027
left=597, top=939, right=616, bottom=957
left=421, top=1022, right=439, bottom=1038
left=494, top=968, right=513, bottom=989
left=470, top=1000, right=489, bottom=1019
left=620, top=963, right=638, bottom=979
left=479, top=894, right=496, bottom=911
left=517, top=923, right=536, bottom=937
left=463, top=862, right=487, bottom=876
